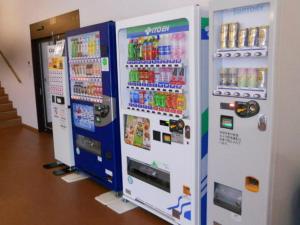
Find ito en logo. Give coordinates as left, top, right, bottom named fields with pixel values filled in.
left=145, top=25, right=170, bottom=35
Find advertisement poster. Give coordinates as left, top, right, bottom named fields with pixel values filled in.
left=124, top=115, right=150, bottom=150
left=73, top=103, right=95, bottom=132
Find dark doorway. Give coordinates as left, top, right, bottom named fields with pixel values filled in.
left=30, top=10, right=80, bottom=132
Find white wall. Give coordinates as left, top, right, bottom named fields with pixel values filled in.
left=0, top=0, right=208, bottom=128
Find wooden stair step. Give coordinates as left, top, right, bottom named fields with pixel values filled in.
left=0, top=95, right=9, bottom=104
left=0, top=116, right=22, bottom=129
left=0, top=87, right=5, bottom=96
left=0, top=110, right=18, bottom=120
left=0, top=102, right=13, bottom=112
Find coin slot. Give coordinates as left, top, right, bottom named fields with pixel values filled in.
left=245, top=176, right=259, bottom=192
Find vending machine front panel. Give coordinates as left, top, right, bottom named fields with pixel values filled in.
left=116, top=6, right=209, bottom=225
left=208, top=1, right=277, bottom=225
left=66, top=22, right=122, bottom=191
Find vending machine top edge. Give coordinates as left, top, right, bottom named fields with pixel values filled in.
left=116, top=5, right=209, bottom=225
left=66, top=21, right=122, bottom=192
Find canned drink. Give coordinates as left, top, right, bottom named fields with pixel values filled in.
left=257, top=68, right=267, bottom=88
left=228, top=68, right=238, bottom=87
left=248, top=27, right=259, bottom=47
left=219, top=68, right=229, bottom=86
left=220, top=24, right=229, bottom=49
left=238, top=28, right=248, bottom=48
left=237, top=68, right=248, bottom=87
left=228, top=23, right=239, bottom=48
left=247, top=68, right=258, bottom=88
left=258, top=26, right=269, bottom=48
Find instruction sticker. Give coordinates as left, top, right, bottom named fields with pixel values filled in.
left=101, top=57, right=109, bottom=71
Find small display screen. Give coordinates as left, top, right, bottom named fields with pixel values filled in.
left=220, top=115, right=233, bottom=130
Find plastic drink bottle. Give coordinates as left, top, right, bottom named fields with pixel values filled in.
left=158, top=35, right=165, bottom=61
left=146, top=37, right=152, bottom=60
left=148, top=91, right=154, bottom=107
left=139, top=91, right=145, bottom=104
left=129, top=70, right=134, bottom=82
left=154, top=68, right=161, bottom=83
left=148, top=70, right=155, bottom=83
left=176, top=94, right=186, bottom=111
left=133, top=91, right=139, bottom=103
left=154, top=92, right=160, bottom=106
left=162, top=93, right=167, bottom=108
left=95, top=33, right=100, bottom=57
left=177, top=68, right=185, bottom=85
left=130, top=91, right=134, bottom=103
left=142, top=38, right=148, bottom=60
left=164, top=34, right=172, bottom=61
left=152, top=36, right=159, bottom=60
left=166, top=93, right=173, bottom=108
left=128, top=39, right=136, bottom=61
left=170, top=68, right=178, bottom=84
left=174, top=32, right=187, bottom=61
left=171, top=94, right=178, bottom=109
left=144, top=91, right=149, bottom=106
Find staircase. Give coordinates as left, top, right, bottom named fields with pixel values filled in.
left=0, top=83, right=22, bottom=128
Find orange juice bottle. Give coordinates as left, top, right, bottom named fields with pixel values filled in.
left=176, top=94, right=186, bottom=111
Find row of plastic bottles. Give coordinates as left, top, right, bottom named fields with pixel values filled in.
left=128, top=68, right=186, bottom=85
left=70, top=33, right=100, bottom=58
left=71, top=63, right=101, bottom=77
left=128, top=32, right=187, bottom=61
left=73, top=80, right=102, bottom=97
left=129, top=90, right=186, bottom=111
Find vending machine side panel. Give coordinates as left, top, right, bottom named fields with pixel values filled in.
left=270, top=0, right=300, bottom=224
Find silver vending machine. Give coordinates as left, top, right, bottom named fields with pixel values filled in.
left=207, top=0, right=300, bottom=225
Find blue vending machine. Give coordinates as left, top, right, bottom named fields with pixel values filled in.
left=66, top=21, right=122, bottom=192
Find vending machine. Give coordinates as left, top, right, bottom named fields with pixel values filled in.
left=66, top=22, right=122, bottom=191
left=207, top=0, right=300, bottom=225
left=116, top=5, right=209, bottom=225
left=47, top=41, right=75, bottom=174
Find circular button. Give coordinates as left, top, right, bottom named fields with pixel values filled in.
left=234, top=92, right=240, bottom=96
left=253, top=94, right=261, bottom=98
left=243, top=93, right=250, bottom=97
left=217, top=53, right=222, bottom=57
left=225, top=53, right=231, bottom=57
left=244, top=52, right=251, bottom=57
left=225, top=92, right=231, bottom=96
left=249, top=104, right=257, bottom=112
left=234, top=53, right=241, bottom=57
left=255, top=52, right=262, bottom=56
left=215, top=91, right=222, bottom=95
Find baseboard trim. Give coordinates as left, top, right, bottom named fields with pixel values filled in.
left=22, top=124, right=39, bottom=133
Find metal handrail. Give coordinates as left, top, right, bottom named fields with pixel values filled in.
left=0, top=50, right=22, bottom=83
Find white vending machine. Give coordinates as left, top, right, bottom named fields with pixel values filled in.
left=207, top=0, right=300, bottom=225
left=48, top=41, right=75, bottom=174
left=116, top=5, right=209, bottom=225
